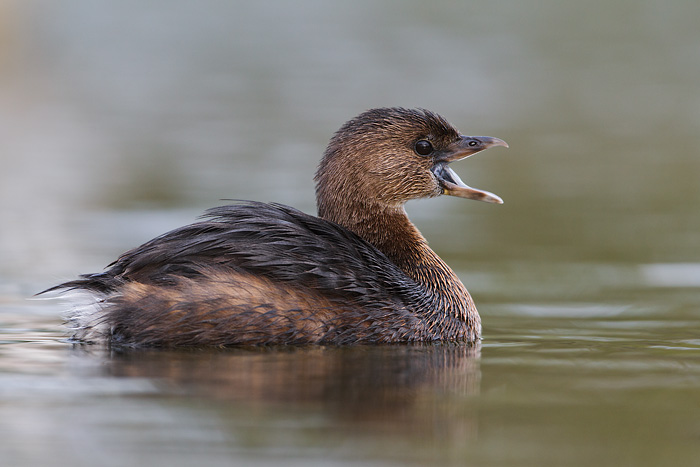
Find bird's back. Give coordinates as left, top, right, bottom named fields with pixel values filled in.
left=51, top=202, right=432, bottom=346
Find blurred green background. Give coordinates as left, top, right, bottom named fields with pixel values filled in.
left=2, top=0, right=698, bottom=287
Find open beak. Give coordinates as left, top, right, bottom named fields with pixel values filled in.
left=432, top=135, right=508, bottom=204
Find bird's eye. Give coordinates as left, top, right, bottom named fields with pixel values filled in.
left=414, top=140, right=433, bottom=156
left=468, top=140, right=479, bottom=147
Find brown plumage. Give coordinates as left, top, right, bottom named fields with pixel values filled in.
left=42, top=108, right=508, bottom=347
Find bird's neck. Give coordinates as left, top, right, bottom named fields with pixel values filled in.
left=319, top=199, right=477, bottom=325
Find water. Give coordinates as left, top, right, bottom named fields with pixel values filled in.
left=2, top=1, right=700, bottom=465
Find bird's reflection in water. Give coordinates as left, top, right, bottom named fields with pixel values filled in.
left=98, top=343, right=481, bottom=443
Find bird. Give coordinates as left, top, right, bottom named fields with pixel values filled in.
left=42, top=107, right=508, bottom=347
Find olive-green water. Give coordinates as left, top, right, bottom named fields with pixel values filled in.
left=2, top=1, right=700, bottom=466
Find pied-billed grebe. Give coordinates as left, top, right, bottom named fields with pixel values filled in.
left=44, top=108, right=508, bottom=347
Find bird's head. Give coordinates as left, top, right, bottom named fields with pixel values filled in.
left=315, top=107, right=508, bottom=221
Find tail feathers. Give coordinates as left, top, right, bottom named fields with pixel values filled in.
left=39, top=272, right=122, bottom=296
left=51, top=290, right=112, bottom=344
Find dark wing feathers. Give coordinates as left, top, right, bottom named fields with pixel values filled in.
left=48, top=202, right=424, bottom=307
